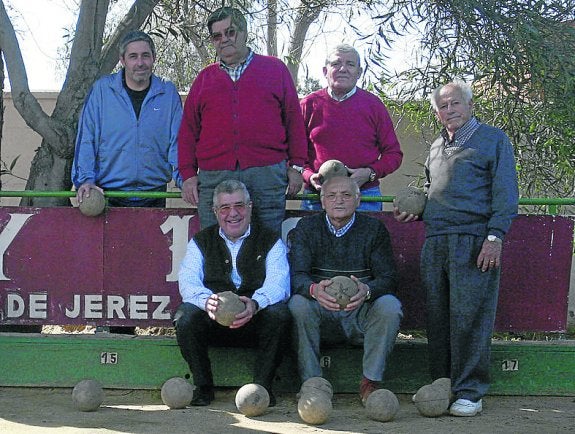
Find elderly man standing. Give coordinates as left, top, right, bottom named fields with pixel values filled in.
left=395, top=79, right=519, bottom=416
left=299, top=44, right=403, bottom=211
left=178, top=7, right=307, bottom=234
left=288, top=176, right=402, bottom=405
left=175, top=179, right=290, bottom=407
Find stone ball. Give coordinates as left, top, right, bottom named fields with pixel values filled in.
left=414, top=383, right=450, bottom=417
left=325, top=276, right=359, bottom=309
left=160, top=377, right=194, bottom=409
left=394, top=186, right=427, bottom=216
left=72, top=379, right=104, bottom=412
left=78, top=189, right=106, bottom=217
left=297, top=392, right=332, bottom=425
left=300, top=376, right=333, bottom=400
left=431, top=377, right=453, bottom=401
left=318, top=160, right=348, bottom=184
left=235, top=383, right=270, bottom=417
left=214, top=291, right=245, bottom=327
left=365, top=388, right=400, bottom=422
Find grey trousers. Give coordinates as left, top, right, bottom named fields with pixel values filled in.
left=421, top=234, right=501, bottom=402
left=288, top=293, right=402, bottom=383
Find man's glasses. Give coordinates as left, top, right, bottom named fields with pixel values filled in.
left=210, top=27, right=238, bottom=43
left=215, top=202, right=249, bottom=215
left=323, top=193, right=356, bottom=202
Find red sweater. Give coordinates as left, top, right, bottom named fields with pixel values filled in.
left=178, top=54, right=307, bottom=180
left=300, top=88, right=403, bottom=189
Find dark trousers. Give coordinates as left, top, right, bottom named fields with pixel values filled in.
left=174, top=301, right=290, bottom=390
left=421, top=234, right=500, bottom=402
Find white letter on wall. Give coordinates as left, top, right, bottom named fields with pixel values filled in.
left=0, top=213, right=34, bottom=280
left=160, top=215, right=193, bottom=282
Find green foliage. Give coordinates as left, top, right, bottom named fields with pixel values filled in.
left=366, top=0, right=575, bottom=203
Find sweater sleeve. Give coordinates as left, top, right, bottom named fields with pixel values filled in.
left=287, top=219, right=317, bottom=298
left=281, top=65, right=307, bottom=166
left=363, top=220, right=398, bottom=300
left=177, top=77, right=203, bottom=181
left=371, top=101, right=403, bottom=179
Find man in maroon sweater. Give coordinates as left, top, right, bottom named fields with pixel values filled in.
left=178, top=7, right=307, bottom=234
left=300, top=44, right=403, bottom=211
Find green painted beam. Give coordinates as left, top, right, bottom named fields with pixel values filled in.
left=1, top=334, right=574, bottom=396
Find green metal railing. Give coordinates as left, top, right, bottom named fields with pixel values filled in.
left=0, top=191, right=574, bottom=214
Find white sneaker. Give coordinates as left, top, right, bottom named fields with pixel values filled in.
left=449, top=398, right=483, bottom=416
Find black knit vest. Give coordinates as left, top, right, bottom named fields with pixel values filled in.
left=194, top=224, right=279, bottom=297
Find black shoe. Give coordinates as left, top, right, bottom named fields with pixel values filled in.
left=191, top=386, right=215, bottom=406
left=267, top=389, right=276, bottom=407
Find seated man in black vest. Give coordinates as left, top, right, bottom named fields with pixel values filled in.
left=174, top=179, right=290, bottom=407
left=288, top=176, right=402, bottom=405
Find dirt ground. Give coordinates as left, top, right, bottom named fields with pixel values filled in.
left=0, top=387, right=574, bottom=433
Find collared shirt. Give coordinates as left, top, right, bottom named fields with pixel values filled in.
left=220, top=49, right=254, bottom=82
left=327, top=86, right=357, bottom=102
left=441, top=117, right=481, bottom=157
left=178, top=224, right=290, bottom=311
left=325, top=213, right=356, bottom=237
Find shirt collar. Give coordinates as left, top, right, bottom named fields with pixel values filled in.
left=325, top=213, right=356, bottom=237
left=327, top=86, right=357, bottom=102
left=219, top=224, right=251, bottom=244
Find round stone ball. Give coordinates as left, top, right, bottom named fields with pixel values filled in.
left=325, top=276, right=359, bottom=309
left=431, top=377, right=453, bottom=401
left=365, top=388, right=400, bottom=422
left=298, top=392, right=332, bottom=425
left=72, top=379, right=104, bottom=412
left=214, top=291, right=245, bottom=327
left=78, top=189, right=106, bottom=217
left=300, top=376, right=334, bottom=400
left=414, top=383, right=450, bottom=417
left=394, top=186, right=427, bottom=216
left=318, top=159, right=348, bottom=184
left=235, top=383, right=270, bottom=417
left=160, top=377, right=194, bottom=409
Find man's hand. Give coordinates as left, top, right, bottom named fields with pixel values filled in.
left=181, top=177, right=199, bottom=205
left=204, top=293, right=220, bottom=321
left=347, top=167, right=371, bottom=188
left=477, top=238, right=503, bottom=272
left=393, top=202, right=419, bottom=223
left=311, top=279, right=342, bottom=311
left=287, top=167, right=303, bottom=196
left=344, top=276, right=371, bottom=311
left=76, top=183, right=104, bottom=203
left=309, top=173, right=322, bottom=191
left=228, top=296, right=258, bottom=329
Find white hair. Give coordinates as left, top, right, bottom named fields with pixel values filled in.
left=430, top=79, right=473, bottom=111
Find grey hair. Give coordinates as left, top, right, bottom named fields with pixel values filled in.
left=207, top=7, right=248, bottom=34
left=213, top=179, right=251, bottom=207
left=429, top=79, right=473, bottom=111
left=320, top=176, right=361, bottom=198
left=325, top=44, right=361, bottom=69
left=119, top=30, right=156, bottom=58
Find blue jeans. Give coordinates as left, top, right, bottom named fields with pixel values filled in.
left=301, top=185, right=383, bottom=211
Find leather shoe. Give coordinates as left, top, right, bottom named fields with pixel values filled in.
left=191, top=385, right=215, bottom=406
left=267, top=389, right=276, bottom=407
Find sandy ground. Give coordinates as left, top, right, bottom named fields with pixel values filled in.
left=0, top=387, right=574, bottom=433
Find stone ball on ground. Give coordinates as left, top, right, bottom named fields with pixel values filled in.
left=72, top=379, right=104, bottom=412
left=325, top=276, right=359, bottom=309
left=365, top=388, right=400, bottom=422
left=431, top=377, right=453, bottom=401
left=300, top=376, right=334, bottom=400
left=414, top=383, right=450, bottom=417
left=318, top=159, right=348, bottom=184
left=235, top=383, right=270, bottom=417
left=297, top=392, right=332, bottom=425
left=214, top=291, right=245, bottom=327
left=161, top=377, right=194, bottom=409
left=394, top=186, right=427, bottom=216
left=78, top=189, right=106, bottom=217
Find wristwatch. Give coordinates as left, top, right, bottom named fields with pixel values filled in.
left=290, top=164, right=304, bottom=174
left=487, top=235, right=502, bottom=243
left=368, top=168, right=377, bottom=182
left=365, top=288, right=372, bottom=301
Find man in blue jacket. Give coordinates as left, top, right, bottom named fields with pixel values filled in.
left=72, top=30, right=182, bottom=207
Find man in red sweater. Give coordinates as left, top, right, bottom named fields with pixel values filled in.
left=300, top=44, right=403, bottom=211
left=178, top=7, right=307, bottom=234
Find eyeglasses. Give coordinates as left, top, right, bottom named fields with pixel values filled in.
left=210, top=27, right=238, bottom=43
left=215, top=202, right=249, bottom=215
left=322, top=193, right=357, bottom=202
